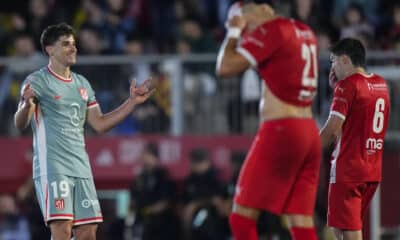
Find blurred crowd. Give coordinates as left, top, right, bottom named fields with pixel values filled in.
left=0, top=0, right=400, bottom=56
left=2, top=0, right=400, bottom=136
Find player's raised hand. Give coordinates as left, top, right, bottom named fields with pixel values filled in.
left=129, top=78, right=155, bottom=104
left=21, top=84, right=36, bottom=108
left=227, top=2, right=242, bottom=20
left=228, top=15, right=247, bottom=30
left=329, top=68, right=338, bottom=89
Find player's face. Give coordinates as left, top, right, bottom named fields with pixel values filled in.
left=330, top=54, right=345, bottom=80
left=48, top=35, right=77, bottom=66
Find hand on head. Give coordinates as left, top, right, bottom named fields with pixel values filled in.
left=226, top=2, right=276, bottom=32
left=227, top=15, right=247, bottom=30
left=226, top=2, right=246, bottom=30
left=329, top=68, right=339, bottom=89
left=227, top=2, right=242, bottom=20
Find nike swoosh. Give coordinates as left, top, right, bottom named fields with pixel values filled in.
left=54, top=95, right=61, bottom=100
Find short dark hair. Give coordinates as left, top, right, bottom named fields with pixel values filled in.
left=190, top=148, right=209, bottom=163
left=40, top=23, right=75, bottom=55
left=330, top=38, right=366, bottom=67
left=144, top=142, right=159, bottom=158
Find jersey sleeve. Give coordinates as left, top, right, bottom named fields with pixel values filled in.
left=237, top=22, right=284, bottom=67
left=330, top=79, right=356, bottom=120
left=83, top=77, right=98, bottom=108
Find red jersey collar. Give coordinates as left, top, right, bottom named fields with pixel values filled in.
left=47, top=65, right=73, bottom=82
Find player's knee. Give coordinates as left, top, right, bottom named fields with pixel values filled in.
left=73, top=223, right=98, bottom=240
left=49, top=220, right=73, bottom=239
left=232, top=203, right=260, bottom=220
left=286, top=214, right=314, bottom=228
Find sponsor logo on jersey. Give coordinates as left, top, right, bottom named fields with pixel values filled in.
left=82, top=199, right=100, bottom=208
left=366, top=138, right=383, bottom=153
left=53, top=95, right=61, bottom=100
left=367, top=82, right=387, bottom=91
left=55, top=199, right=65, bottom=210
left=79, top=88, right=88, bottom=101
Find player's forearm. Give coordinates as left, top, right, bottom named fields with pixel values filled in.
left=93, top=99, right=136, bottom=133
left=319, top=127, right=337, bottom=150
left=216, top=37, right=240, bottom=78
left=14, top=104, right=34, bottom=130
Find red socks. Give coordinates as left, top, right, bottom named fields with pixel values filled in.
left=229, top=213, right=258, bottom=240
left=290, top=226, right=318, bottom=240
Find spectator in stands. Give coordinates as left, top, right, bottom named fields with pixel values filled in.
left=132, top=100, right=170, bottom=133
left=0, top=32, right=45, bottom=136
left=73, top=1, right=105, bottom=30
left=26, top=0, right=55, bottom=50
left=128, top=142, right=180, bottom=240
left=147, top=0, right=177, bottom=52
left=339, top=2, right=374, bottom=48
left=181, top=148, right=225, bottom=240
left=332, top=0, right=379, bottom=26
left=16, top=178, right=51, bottom=240
left=77, top=25, right=106, bottom=55
left=178, top=19, right=218, bottom=54
left=101, top=0, right=136, bottom=54
left=290, top=0, right=321, bottom=30
left=380, top=3, right=400, bottom=51
left=0, top=194, right=31, bottom=240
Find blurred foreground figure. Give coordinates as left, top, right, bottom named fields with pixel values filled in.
left=216, top=2, right=320, bottom=240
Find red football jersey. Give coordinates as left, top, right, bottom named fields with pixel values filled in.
left=329, top=73, right=390, bottom=183
left=237, top=17, right=318, bottom=106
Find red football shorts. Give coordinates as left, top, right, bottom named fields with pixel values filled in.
left=328, top=182, right=379, bottom=230
left=234, top=118, right=321, bottom=215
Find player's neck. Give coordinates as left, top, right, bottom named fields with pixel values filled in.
left=345, top=67, right=366, bottom=79
left=48, top=61, right=71, bottom=79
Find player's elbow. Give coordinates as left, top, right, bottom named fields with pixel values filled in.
left=92, top=125, right=107, bottom=134
left=216, top=64, right=236, bottom=79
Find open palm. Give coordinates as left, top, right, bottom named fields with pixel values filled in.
left=130, top=78, right=155, bottom=104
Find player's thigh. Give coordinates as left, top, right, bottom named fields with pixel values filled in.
left=34, top=175, right=74, bottom=223
left=234, top=119, right=311, bottom=214
left=360, top=182, right=379, bottom=220
left=328, top=182, right=363, bottom=230
left=284, top=130, right=321, bottom=215
left=72, top=177, right=103, bottom=226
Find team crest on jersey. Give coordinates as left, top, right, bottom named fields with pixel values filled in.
left=79, top=87, right=88, bottom=101
left=55, top=199, right=65, bottom=210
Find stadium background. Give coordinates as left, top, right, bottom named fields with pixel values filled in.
left=0, top=0, right=400, bottom=239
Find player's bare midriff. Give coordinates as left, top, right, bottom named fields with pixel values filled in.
left=259, top=83, right=313, bottom=122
